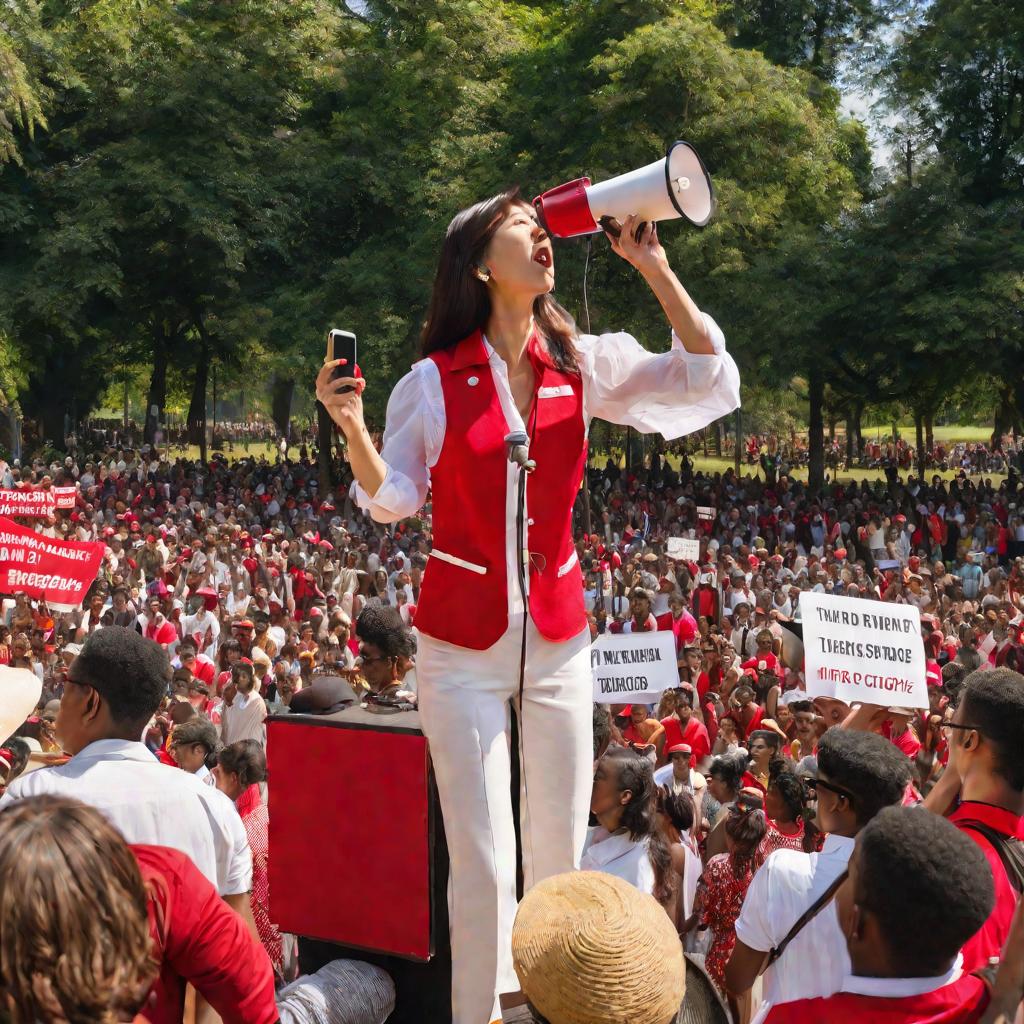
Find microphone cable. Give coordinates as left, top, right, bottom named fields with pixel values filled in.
left=513, top=401, right=539, bottom=888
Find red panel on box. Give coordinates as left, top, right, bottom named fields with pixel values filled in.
left=267, top=719, right=432, bottom=960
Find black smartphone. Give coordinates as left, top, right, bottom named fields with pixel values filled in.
left=326, top=329, right=357, bottom=392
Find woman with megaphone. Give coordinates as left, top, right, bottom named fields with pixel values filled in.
left=316, top=188, right=740, bottom=1024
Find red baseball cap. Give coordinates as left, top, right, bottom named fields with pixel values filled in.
left=666, top=743, right=693, bottom=756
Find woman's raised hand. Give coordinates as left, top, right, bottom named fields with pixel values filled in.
left=604, top=214, right=668, bottom=276
left=316, top=360, right=367, bottom=441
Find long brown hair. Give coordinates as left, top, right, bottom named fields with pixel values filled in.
left=599, top=746, right=673, bottom=906
left=0, top=795, right=157, bottom=1023
left=420, top=188, right=579, bottom=372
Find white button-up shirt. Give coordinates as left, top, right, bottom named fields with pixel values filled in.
left=0, top=738, right=251, bottom=896
left=734, top=833, right=855, bottom=1006
left=354, top=318, right=740, bottom=620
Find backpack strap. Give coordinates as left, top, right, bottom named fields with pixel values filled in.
left=758, top=868, right=849, bottom=976
left=958, top=819, right=1024, bottom=895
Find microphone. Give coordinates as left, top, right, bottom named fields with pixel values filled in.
left=505, top=431, right=536, bottom=473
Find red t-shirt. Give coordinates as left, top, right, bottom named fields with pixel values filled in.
left=741, top=770, right=767, bottom=795
left=659, top=715, right=710, bottom=763
left=882, top=722, right=923, bottom=761
left=656, top=609, right=698, bottom=650
left=133, top=844, right=277, bottom=1024
left=724, top=703, right=764, bottom=740
left=763, top=973, right=989, bottom=1024
left=950, top=801, right=1024, bottom=972
left=741, top=652, right=780, bottom=677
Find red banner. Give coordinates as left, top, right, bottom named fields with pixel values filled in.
left=0, top=517, right=104, bottom=610
left=0, top=490, right=55, bottom=518
left=52, top=486, right=78, bottom=510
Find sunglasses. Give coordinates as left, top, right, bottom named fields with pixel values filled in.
left=805, top=776, right=857, bottom=805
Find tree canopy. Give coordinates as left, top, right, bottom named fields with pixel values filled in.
left=0, top=0, right=1020, bottom=485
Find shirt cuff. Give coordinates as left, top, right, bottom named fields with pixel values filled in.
left=351, top=465, right=398, bottom=517
left=671, top=312, right=727, bottom=361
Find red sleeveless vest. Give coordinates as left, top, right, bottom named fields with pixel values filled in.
left=413, top=329, right=588, bottom=651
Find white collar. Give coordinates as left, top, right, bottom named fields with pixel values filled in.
left=821, top=833, right=857, bottom=857
left=842, top=956, right=962, bottom=999
left=71, top=738, right=156, bottom=764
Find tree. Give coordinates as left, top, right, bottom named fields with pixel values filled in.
left=884, top=0, right=1023, bottom=203
left=0, top=0, right=336, bottom=448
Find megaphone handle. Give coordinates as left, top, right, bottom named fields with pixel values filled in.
left=598, top=216, right=648, bottom=244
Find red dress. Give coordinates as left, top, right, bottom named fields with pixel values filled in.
left=236, top=784, right=283, bottom=971
left=696, top=852, right=757, bottom=993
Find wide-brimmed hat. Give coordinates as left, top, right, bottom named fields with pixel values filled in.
left=511, top=871, right=684, bottom=1024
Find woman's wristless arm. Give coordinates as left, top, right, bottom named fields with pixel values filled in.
left=344, top=422, right=388, bottom=500
left=640, top=259, right=716, bottom=356
left=605, top=214, right=715, bottom=355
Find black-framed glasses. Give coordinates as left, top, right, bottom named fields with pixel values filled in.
left=805, top=776, right=857, bottom=804
left=941, top=721, right=982, bottom=736
left=359, top=655, right=392, bottom=666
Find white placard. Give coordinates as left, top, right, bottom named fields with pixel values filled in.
left=667, top=537, right=700, bottom=561
left=697, top=506, right=715, bottom=520
left=591, top=631, right=678, bottom=702
left=801, top=592, right=928, bottom=709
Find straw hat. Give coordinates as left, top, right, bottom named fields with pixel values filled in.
left=512, top=871, right=684, bottom=1024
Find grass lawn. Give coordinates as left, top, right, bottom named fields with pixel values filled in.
left=144, top=431, right=1003, bottom=487
left=874, top=425, right=993, bottom=444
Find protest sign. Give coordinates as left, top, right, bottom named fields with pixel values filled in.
left=801, top=592, right=928, bottom=709
left=52, top=486, right=77, bottom=510
left=591, top=631, right=677, bottom=703
left=697, top=506, right=715, bottom=521
left=0, top=489, right=55, bottom=518
left=0, top=516, right=104, bottom=610
left=666, top=537, right=700, bottom=562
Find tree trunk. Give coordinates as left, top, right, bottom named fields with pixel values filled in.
left=316, top=400, right=335, bottom=493
left=924, top=410, right=934, bottom=455
left=914, top=411, right=925, bottom=479
left=187, top=336, right=209, bottom=465
left=827, top=415, right=836, bottom=444
left=846, top=404, right=856, bottom=466
left=702, top=427, right=708, bottom=458
left=807, top=367, right=825, bottom=492
left=271, top=376, right=295, bottom=441
left=144, top=330, right=169, bottom=446
left=734, top=408, right=742, bottom=477
left=712, top=420, right=722, bottom=458
left=852, top=401, right=863, bottom=461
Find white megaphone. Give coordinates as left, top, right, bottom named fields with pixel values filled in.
left=533, top=141, right=715, bottom=240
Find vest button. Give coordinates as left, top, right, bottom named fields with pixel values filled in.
left=528, top=518, right=535, bottom=526
left=467, top=376, right=479, bottom=386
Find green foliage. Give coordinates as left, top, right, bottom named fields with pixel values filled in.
left=883, top=0, right=1024, bottom=202
left=0, top=0, right=1016, bottom=460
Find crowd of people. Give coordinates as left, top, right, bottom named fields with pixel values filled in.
left=0, top=440, right=1021, bottom=1024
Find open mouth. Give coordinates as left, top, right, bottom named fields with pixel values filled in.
left=533, top=248, right=552, bottom=268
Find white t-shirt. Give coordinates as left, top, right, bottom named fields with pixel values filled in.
left=734, top=833, right=854, bottom=1007
left=1, top=738, right=251, bottom=896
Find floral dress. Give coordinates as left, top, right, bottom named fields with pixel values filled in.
left=236, top=783, right=283, bottom=972
left=757, top=819, right=805, bottom=866
left=695, top=852, right=756, bottom=993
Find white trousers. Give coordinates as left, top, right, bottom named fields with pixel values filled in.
left=417, top=616, right=593, bottom=1024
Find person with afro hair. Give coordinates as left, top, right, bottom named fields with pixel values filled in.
left=727, top=728, right=912, bottom=1008
left=762, top=806, right=994, bottom=1023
